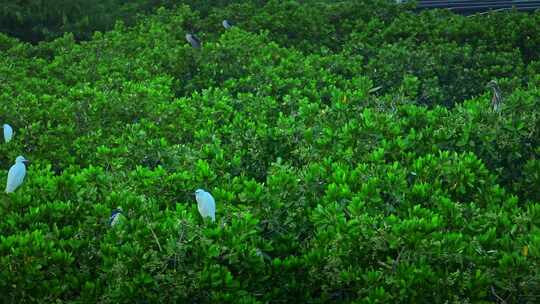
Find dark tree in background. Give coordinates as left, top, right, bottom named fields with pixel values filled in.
left=0, top=0, right=177, bottom=42
left=0, top=0, right=260, bottom=43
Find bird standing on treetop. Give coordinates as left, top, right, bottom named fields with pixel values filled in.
left=2, top=124, right=13, bottom=143
left=185, top=33, right=201, bottom=48
left=195, top=189, right=216, bottom=222
left=109, top=207, right=124, bottom=227
left=487, top=80, right=503, bottom=113
left=222, top=20, right=233, bottom=29
left=6, top=156, right=29, bottom=193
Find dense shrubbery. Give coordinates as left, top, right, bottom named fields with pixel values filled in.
left=1, top=1, right=540, bottom=303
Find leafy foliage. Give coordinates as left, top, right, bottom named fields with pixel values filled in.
left=1, top=1, right=540, bottom=303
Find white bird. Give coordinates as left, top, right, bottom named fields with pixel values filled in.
left=185, top=33, right=201, bottom=48
left=2, top=124, right=13, bottom=143
left=6, top=155, right=29, bottom=193
left=222, top=20, right=233, bottom=29
left=195, top=189, right=216, bottom=222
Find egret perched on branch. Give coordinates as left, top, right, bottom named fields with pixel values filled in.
left=185, top=33, right=201, bottom=48
left=6, top=156, right=29, bottom=193
left=195, top=189, right=216, bottom=222
left=222, top=20, right=233, bottom=29
left=2, top=124, right=13, bottom=143
left=109, top=207, right=124, bottom=227
left=487, top=80, right=503, bottom=113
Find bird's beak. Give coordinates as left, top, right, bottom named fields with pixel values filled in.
left=23, top=160, right=30, bottom=165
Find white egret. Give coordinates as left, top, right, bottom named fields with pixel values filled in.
left=195, top=189, right=216, bottom=222
left=222, top=20, right=233, bottom=29
left=185, top=33, right=201, bottom=48
left=2, top=124, right=13, bottom=143
left=109, top=207, right=124, bottom=227
left=5, top=155, right=29, bottom=193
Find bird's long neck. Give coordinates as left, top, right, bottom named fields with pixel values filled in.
left=491, top=86, right=501, bottom=99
